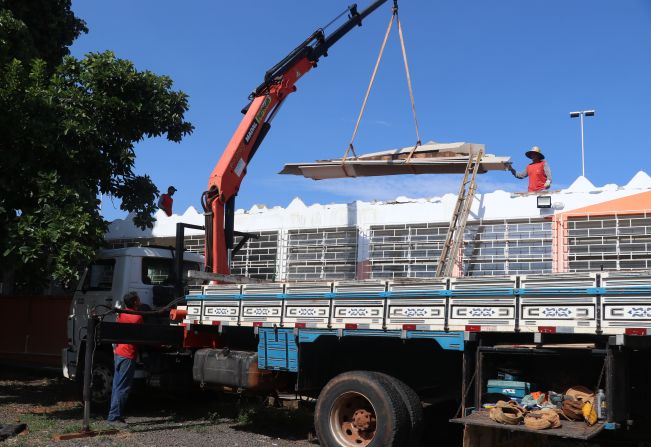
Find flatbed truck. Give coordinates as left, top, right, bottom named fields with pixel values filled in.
left=64, top=1, right=651, bottom=445
left=72, top=264, right=651, bottom=446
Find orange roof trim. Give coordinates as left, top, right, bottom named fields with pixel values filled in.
left=559, top=190, right=651, bottom=217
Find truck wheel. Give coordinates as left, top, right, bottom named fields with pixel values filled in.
left=90, top=355, right=114, bottom=406
left=371, top=373, right=424, bottom=447
left=314, top=371, right=410, bottom=447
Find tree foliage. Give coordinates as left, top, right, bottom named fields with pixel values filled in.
left=0, top=1, right=193, bottom=289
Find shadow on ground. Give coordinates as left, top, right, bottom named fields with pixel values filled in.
left=0, top=365, right=316, bottom=443
left=1, top=366, right=468, bottom=446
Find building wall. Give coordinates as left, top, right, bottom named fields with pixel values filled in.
left=107, top=212, right=651, bottom=280
left=106, top=172, right=651, bottom=280
left=565, top=213, right=651, bottom=272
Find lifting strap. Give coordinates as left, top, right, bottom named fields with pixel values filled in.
left=342, top=1, right=421, bottom=163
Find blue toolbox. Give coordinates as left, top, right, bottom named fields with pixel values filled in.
left=487, top=380, right=530, bottom=399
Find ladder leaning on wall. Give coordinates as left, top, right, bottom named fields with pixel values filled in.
left=435, top=147, right=485, bottom=277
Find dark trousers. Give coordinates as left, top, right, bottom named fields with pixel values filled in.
left=107, top=354, right=135, bottom=421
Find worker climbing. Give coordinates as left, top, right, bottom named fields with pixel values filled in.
left=509, top=146, right=552, bottom=192
left=158, top=186, right=176, bottom=216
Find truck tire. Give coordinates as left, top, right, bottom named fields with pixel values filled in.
left=90, top=354, right=114, bottom=407
left=371, top=373, right=424, bottom=447
left=314, top=370, right=410, bottom=447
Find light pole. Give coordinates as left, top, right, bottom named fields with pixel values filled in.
left=569, top=109, right=595, bottom=178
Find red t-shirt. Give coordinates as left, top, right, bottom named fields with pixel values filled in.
left=159, top=194, right=173, bottom=216
left=113, top=312, right=144, bottom=360
left=526, top=160, right=548, bottom=192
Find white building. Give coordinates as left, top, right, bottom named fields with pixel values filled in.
left=106, top=172, right=651, bottom=281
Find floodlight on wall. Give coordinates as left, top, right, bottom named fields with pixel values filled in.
left=537, top=195, right=552, bottom=209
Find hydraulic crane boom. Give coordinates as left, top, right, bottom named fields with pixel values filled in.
left=203, top=0, right=389, bottom=275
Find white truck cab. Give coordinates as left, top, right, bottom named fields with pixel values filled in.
left=62, top=246, right=203, bottom=388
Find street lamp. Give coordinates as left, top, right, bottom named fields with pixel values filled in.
left=569, top=109, right=595, bottom=178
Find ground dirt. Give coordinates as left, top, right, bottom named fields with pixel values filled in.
left=0, top=366, right=316, bottom=447
left=0, top=365, right=468, bottom=447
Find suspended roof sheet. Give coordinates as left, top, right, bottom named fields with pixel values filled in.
left=279, top=141, right=512, bottom=180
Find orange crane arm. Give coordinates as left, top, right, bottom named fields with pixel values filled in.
left=203, top=1, right=389, bottom=275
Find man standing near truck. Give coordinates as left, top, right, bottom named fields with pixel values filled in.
left=509, top=146, right=552, bottom=192
left=107, top=292, right=143, bottom=427
left=157, top=185, right=177, bottom=216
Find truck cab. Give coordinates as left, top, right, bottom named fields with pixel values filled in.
left=62, top=246, right=203, bottom=401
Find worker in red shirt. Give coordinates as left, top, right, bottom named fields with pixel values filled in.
left=157, top=186, right=177, bottom=216
left=509, top=146, right=552, bottom=192
left=107, top=292, right=144, bottom=427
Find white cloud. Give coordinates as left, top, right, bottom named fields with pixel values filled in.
left=369, top=119, right=392, bottom=127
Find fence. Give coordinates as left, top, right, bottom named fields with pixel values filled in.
left=0, top=295, right=71, bottom=367
left=556, top=211, right=651, bottom=273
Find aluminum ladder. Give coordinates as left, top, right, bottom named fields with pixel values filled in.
left=435, top=147, right=485, bottom=277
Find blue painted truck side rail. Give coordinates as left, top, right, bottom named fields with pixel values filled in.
left=184, top=272, right=651, bottom=363
left=257, top=328, right=465, bottom=372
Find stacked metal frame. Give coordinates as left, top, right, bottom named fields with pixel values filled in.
left=200, top=284, right=242, bottom=327
left=282, top=282, right=333, bottom=328
left=448, top=276, right=517, bottom=332
left=385, top=279, right=448, bottom=331
left=178, top=271, right=651, bottom=337
left=239, top=283, right=284, bottom=327
left=600, top=271, right=651, bottom=335
left=518, top=272, right=598, bottom=334
left=331, top=280, right=387, bottom=329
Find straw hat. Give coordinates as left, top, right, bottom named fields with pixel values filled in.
left=525, top=146, right=545, bottom=160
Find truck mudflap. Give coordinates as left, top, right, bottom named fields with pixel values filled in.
left=192, top=348, right=274, bottom=390
left=450, top=411, right=605, bottom=440
left=62, top=348, right=76, bottom=379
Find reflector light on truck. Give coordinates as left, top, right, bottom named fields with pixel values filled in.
left=170, top=308, right=188, bottom=321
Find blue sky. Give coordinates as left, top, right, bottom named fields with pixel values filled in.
left=70, top=1, right=651, bottom=221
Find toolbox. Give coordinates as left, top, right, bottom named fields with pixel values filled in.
left=487, top=380, right=530, bottom=399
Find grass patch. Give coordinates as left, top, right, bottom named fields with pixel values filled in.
left=15, top=413, right=57, bottom=432
left=235, top=403, right=314, bottom=437
left=8, top=412, right=112, bottom=446
left=190, top=424, right=209, bottom=434
left=61, top=423, right=83, bottom=433
left=236, top=405, right=257, bottom=425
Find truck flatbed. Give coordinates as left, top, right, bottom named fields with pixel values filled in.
left=450, top=410, right=605, bottom=440
left=180, top=271, right=651, bottom=338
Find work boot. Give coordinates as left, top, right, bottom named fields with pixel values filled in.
left=107, top=419, right=128, bottom=429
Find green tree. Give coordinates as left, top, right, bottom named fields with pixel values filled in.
left=0, top=0, right=193, bottom=291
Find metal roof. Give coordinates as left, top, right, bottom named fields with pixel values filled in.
left=279, top=141, right=512, bottom=180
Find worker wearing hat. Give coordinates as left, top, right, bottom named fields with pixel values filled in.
left=509, top=146, right=552, bottom=192
left=157, top=186, right=177, bottom=216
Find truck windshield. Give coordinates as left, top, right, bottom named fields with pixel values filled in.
left=142, top=258, right=200, bottom=285
left=82, top=259, right=116, bottom=291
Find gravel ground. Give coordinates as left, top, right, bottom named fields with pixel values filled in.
left=0, top=366, right=315, bottom=447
